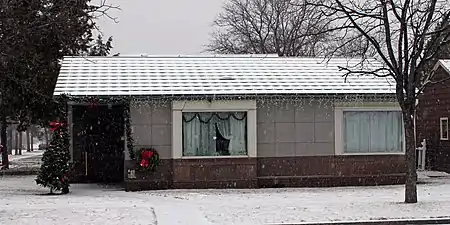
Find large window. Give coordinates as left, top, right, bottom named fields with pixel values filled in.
left=343, top=111, right=404, bottom=153
left=182, top=112, right=247, bottom=156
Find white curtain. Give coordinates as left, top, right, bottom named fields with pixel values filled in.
left=182, top=112, right=247, bottom=156
left=216, top=112, right=247, bottom=155
left=182, top=113, right=216, bottom=156
left=344, top=111, right=403, bottom=153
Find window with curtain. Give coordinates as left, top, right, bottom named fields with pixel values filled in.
left=343, top=111, right=404, bottom=153
left=182, top=112, right=247, bottom=156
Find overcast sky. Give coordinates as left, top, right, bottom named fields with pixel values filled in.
left=95, top=0, right=225, bottom=55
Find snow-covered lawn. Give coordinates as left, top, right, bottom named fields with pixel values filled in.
left=1, top=145, right=43, bottom=169
left=1, top=175, right=450, bottom=225
left=0, top=176, right=157, bottom=225
left=9, top=149, right=43, bottom=161
left=8, top=150, right=43, bottom=169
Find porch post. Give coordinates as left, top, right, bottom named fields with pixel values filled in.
left=124, top=103, right=132, bottom=180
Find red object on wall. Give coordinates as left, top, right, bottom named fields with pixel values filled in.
left=140, top=150, right=155, bottom=168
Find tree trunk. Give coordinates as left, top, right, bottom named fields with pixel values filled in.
left=404, top=112, right=418, bottom=203
left=30, top=130, right=34, bottom=151
left=1, top=117, right=8, bottom=169
left=14, top=130, right=19, bottom=155
left=7, top=128, right=13, bottom=155
left=45, top=128, right=49, bottom=146
left=26, top=129, right=31, bottom=152
left=18, top=132, right=22, bottom=155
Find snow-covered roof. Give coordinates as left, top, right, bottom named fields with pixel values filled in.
left=54, top=55, right=395, bottom=96
left=435, top=59, right=450, bottom=74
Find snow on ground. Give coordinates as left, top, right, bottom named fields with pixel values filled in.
left=8, top=150, right=43, bottom=169
left=9, top=148, right=43, bottom=161
left=145, top=179, right=450, bottom=224
left=417, top=171, right=450, bottom=185
left=418, top=170, right=450, bottom=178
left=1, top=143, right=43, bottom=169
left=1, top=176, right=450, bottom=225
left=0, top=176, right=157, bottom=225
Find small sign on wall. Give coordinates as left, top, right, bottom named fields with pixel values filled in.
left=127, top=169, right=136, bottom=179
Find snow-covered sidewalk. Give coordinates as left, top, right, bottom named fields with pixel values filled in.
left=1, top=176, right=450, bottom=225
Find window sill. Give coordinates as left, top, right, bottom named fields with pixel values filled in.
left=339, top=152, right=405, bottom=156
left=181, top=155, right=251, bottom=159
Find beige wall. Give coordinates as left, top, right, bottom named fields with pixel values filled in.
left=130, top=99, right=336, bottom=159
left=256, top=100, right=335, bottom=157
left=130, top=104, right=172, bottom=159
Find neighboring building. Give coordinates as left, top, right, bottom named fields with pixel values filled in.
left=54, top=55, right=406, bottom=191
left=416, top=59, right=450, bottom=173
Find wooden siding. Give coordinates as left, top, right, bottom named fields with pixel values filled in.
left=417, top=67, right=450, bottom=172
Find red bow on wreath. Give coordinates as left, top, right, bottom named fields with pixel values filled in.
left=140, top=150, right=154, bottom=168
left=50, top=121, right=65, bottom=132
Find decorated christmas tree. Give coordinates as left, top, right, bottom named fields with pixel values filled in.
left=36, top=121, right=70, bottom=194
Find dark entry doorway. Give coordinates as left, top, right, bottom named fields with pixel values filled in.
left=72, top=104, right=125, bottom=183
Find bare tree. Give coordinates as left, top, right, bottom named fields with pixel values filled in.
left=206, top=0, right=331, bottom=56
left=308, top=0, right=450, bottom=203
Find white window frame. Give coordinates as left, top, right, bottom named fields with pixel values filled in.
left=334, top=105, right=405, bottom=155
left=440, top=117, right=449, bottom=140
left=172, top=100, right=257, bottom=159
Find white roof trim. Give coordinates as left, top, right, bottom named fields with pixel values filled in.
left=108, top=54, right=281, bottom=58
left=434, top=59, right=450, bottom=75
left=54, top=55, right=396, bottom=96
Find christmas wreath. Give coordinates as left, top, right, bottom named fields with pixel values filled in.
left=136, top=148, right=160, bottom=172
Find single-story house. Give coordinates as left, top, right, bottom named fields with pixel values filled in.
left=54, top=54, right=406, bottom=191
left=416, top=59, right=450, bottom=173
